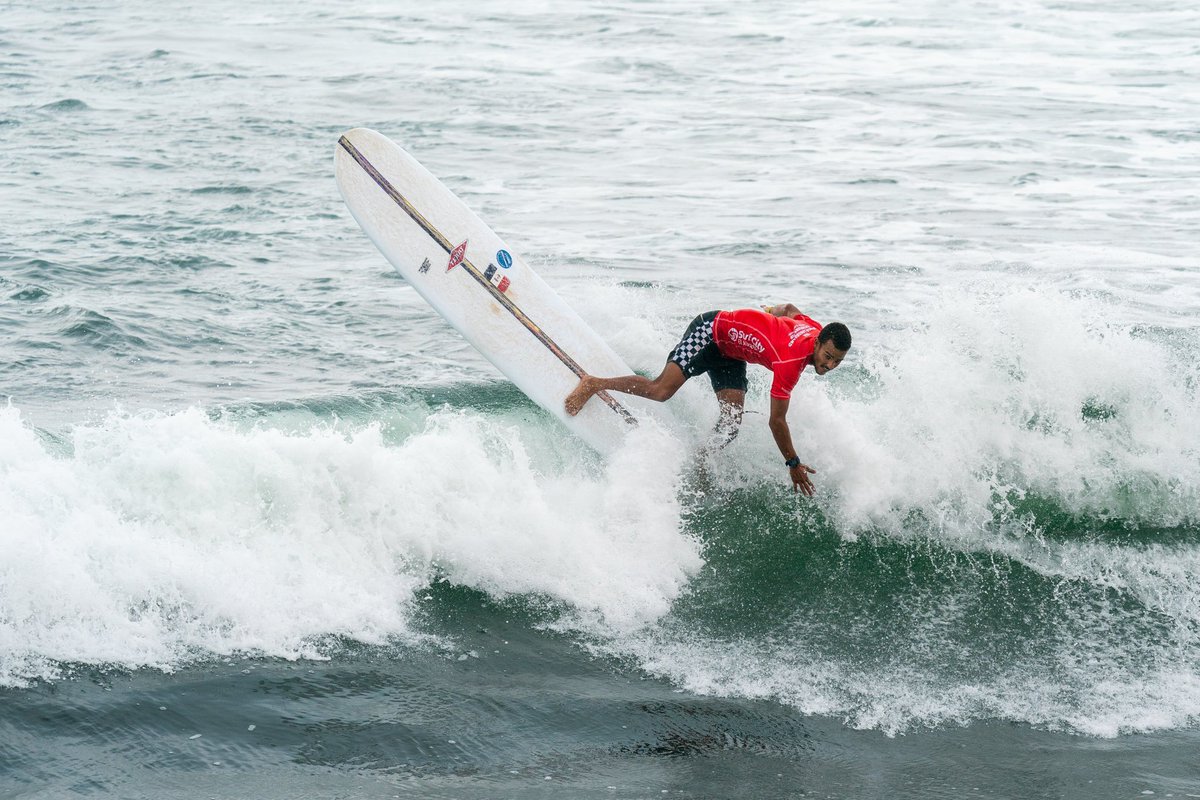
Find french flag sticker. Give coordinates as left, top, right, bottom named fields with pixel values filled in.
left=483, top=263, right=510, bottom=293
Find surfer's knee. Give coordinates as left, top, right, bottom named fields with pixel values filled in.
left=716, top=406, right=743, bottom=432
left=646, top=363, right=687, bottom=402
left=646, top=381, right=680, bottom=402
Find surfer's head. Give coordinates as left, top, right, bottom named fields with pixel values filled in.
left=813, top=323, right=851, bottom=375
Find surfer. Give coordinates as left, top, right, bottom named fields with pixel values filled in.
left=564, top=305, right=851, bottom=495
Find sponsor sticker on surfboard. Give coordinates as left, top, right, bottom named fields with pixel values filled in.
left=446, top=239, right=467, bottom=271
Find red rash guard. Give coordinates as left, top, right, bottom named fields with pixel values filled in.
left=712, top=309, right=823, bottom=399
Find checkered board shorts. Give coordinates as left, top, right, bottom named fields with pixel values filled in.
left=669, top=311, right=717, bottom=374
left=667, top=311, right=748, bottom=392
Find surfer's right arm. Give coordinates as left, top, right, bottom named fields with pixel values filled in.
left=768, top=396, right=816, bottom=496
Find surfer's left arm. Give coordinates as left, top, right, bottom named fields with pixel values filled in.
left=763, top=303, right=801, bottom=318
left=768, top=396, right=816, bottom=496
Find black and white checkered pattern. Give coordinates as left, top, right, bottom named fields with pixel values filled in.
left=669, top=316, right=714, bottom=373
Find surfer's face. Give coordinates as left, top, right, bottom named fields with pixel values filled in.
left=812, top=341, right=847, bottom=375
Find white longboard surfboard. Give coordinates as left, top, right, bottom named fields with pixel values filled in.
left=335, top=128, right=646, bottom=454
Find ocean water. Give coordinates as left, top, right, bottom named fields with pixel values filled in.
left=2, top=1, right=1199, bottom=798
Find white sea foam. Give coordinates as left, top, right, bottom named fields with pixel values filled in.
left=0, top=404, right=698, bottom=686
left=595, top=283, right=1200, bottom=736
left=818, top=283, right=1198, bottom=532
left=619, top=628, right=1200, bottom=738
left=5, top=282, right=1193, bottom=736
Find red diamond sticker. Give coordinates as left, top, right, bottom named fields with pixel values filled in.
left=446, top=239, right=467, bottom=271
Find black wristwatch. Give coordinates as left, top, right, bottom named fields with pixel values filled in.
left=785, top=456, right=801, bottom=469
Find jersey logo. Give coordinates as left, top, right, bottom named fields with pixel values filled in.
left=446, top=239, right=468, bottom=271
left=727, top=327, right=765, bottom=353
left=788, top=322, right=816, bottom=347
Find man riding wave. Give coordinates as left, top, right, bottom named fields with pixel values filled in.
left=565, top=304, right=851, bottom=495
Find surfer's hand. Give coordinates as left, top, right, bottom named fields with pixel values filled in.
left=789, top=463, right=816, bottom=496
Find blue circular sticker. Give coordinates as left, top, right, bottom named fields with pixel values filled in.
left=497, top=249, right=512, bottom=269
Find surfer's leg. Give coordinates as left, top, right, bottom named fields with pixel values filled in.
left=564, top=362, right=686, bottom=415
left=707, top=358, right=748, bottom=447
left=713, top=389, right=746, bottom=447
left=566, top=311, right=715, bottom=416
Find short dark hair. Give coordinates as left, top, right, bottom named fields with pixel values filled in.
left=818, top=322, right=852, bottom=351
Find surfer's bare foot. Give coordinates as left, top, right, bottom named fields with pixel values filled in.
left=564, top=376, right=598, bottom=416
